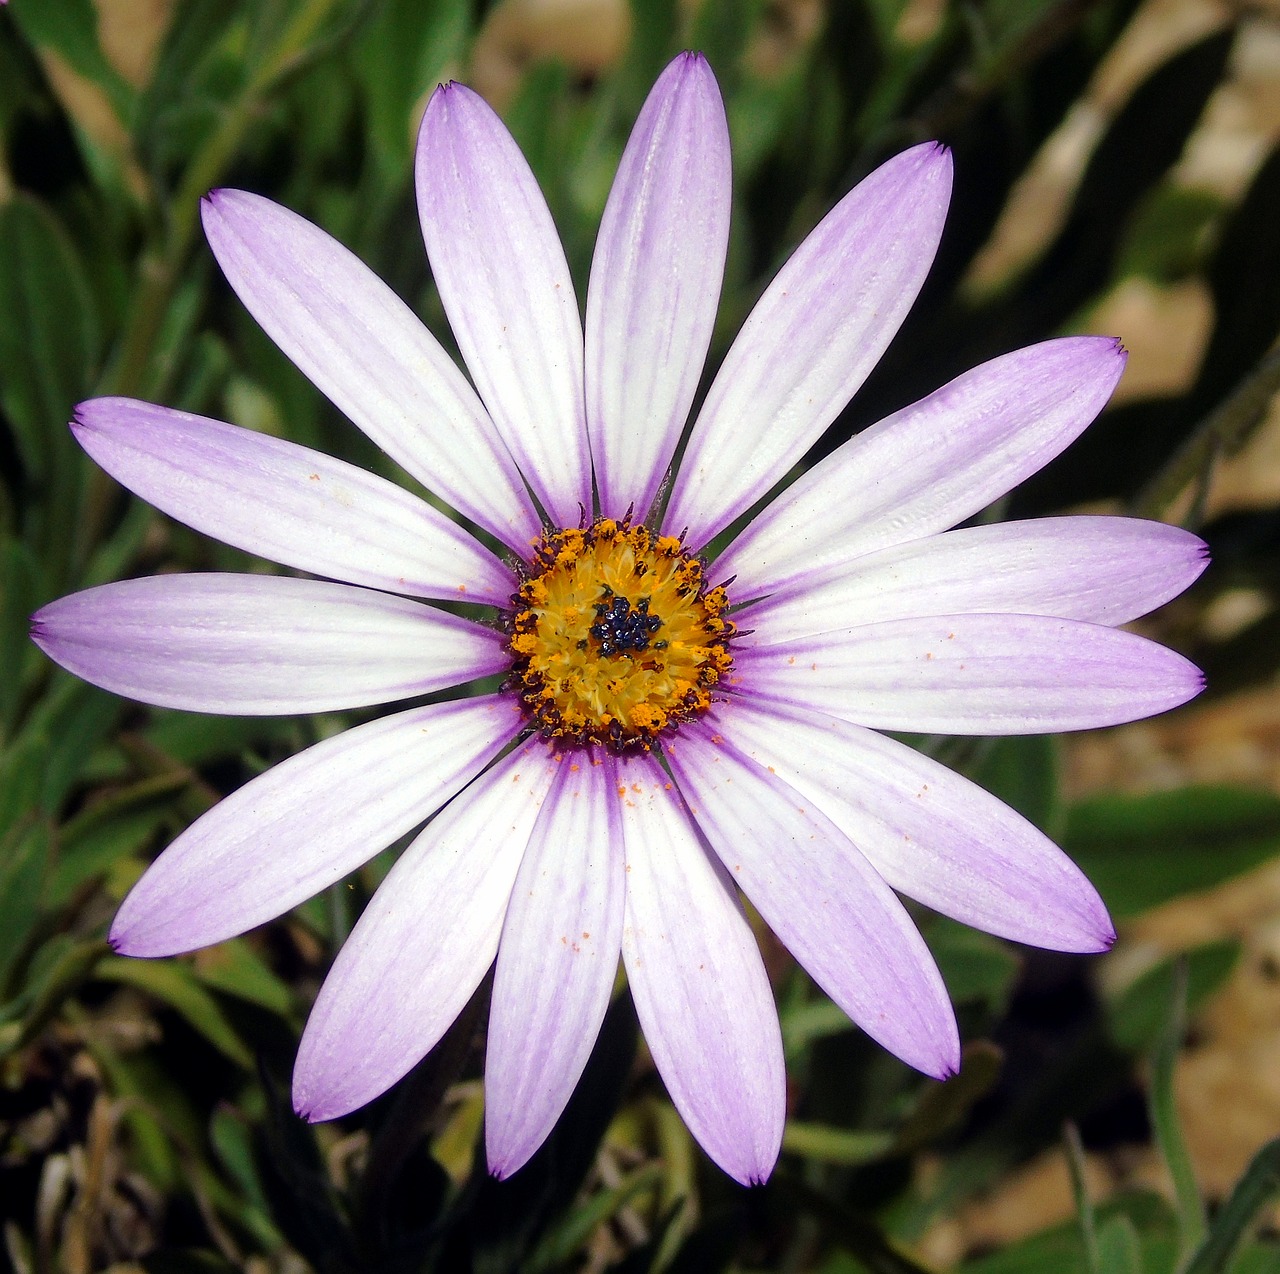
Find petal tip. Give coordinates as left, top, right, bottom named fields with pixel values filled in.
left=293, top=1095, right=321, bottom=1123
left=731, top=1146, right=780, bottom=1187
left=70, top=400, right=98, bottom=434
left=106, top=917, right=166, bottom=959
left=291, top=1072, right=345, bottom=1125
left=486, top=1145, right=531, bottom=1182
left=105, top=916, right=159, bottom=959
left=928, top=1032, right=963, bottom=1082
left=200, top=188, right=229, bottom=218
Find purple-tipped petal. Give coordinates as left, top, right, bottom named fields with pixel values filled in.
left=485, top=756, right=626, bottom=1177
left=738, top=517, right=1210, bottom=644
left=73, top=399, right=513, bottom=606
left=614, top=752, right=784, bottom=1184
left=717, top=337, right=1129, bottom=595
left=417, top=84, right=590, bottom=527
left=31, top=574, right=506, bottom=714
left=667, top=722, right=960, bottom=1079
left=721, top=697, right=1113, bottom=951
left=111, top=696, right=519, bottom=957
left=664, top=142, right=952, bottom=549
left=294, top=738, right=557, bottom=1121
left=735, top=612, right=1205, bottom=735
left=200, top=190, right=539, bottom=552
left=585, top=52, right=731, bottom=522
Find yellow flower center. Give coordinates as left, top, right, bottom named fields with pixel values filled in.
left=508, top=518, right=735, bottom=749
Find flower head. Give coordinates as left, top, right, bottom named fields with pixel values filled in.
left=31, top=52, right=1206, bottom=1185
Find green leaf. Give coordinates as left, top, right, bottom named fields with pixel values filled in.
left=1096, top=1215, right=1143, bottom=1274
left=961, top=1193, right=1176, bottom=1274
left=38, top=682, right=122, bottom=813
left=688, top=0, right=764, bottom=73
left=0, top=537, right=40, bottom=736
left=972, top=734, right=1062, bottom=835
left=0, top=197, right=100, bottom=481
left=0, top=729, right=50, bottom=828
left=0, top=820, right=50, bottom=993
left=927, top=919, right=1021, bottom=1017
left=193, top=939, right=293, bottom=1016
left=1117, top=186, right=1222, bottom=283
left=782, top=1121, right=895, bottom=1166
left=209, top=1108, right=284, bottom=1251
left=0, top=936, right=108, bottom=1054
left=145, top=707, right=301, bottom=770
left=1106, top=941, right=1240, bottom=1055
left=353, top=0, right=471, bottom=177
left=894, top=1041, right=1003, bottom=1153
left=1065, top=787, right=1280, bottom=917
left=8, top=0, right=135, bottom=123
left=1148, top=963, right=1207, bottom=1263
left=527, top=1163, right=665, bottom=1272
left=1065, top=1123, right=1101, bottom=1274
left=1182, top=1138, right=1280, bottom=1274
left=49, top=799, right=175, bottom=906
left=97, top=954, right=255, bottom=1068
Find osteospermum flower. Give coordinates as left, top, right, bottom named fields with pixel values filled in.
left=32, top=52, right=1206, bottom=1185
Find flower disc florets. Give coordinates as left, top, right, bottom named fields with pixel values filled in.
left=508, top=517, right=734, bottom=749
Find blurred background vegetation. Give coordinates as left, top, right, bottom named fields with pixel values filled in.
left=2, top=0, right=1280, bottom=1270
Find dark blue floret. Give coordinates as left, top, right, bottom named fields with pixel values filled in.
left=590, top=592, right=662, bottom=657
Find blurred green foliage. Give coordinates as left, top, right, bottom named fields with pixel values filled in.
left=2, top=0, right=1280, bottom=1271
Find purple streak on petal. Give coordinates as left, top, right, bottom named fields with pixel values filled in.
left=485, top=755, right=626, bottom=1178
left=717, top=337, right=1129, bottom=595
left=734, top=612, right=1205, bottom=735
left=111, top=695, right=520, bottom=958
left=417, top=83, right=590, bottom=528
left=737, top=517, right=1209, bottom=645
left=615, top=750, right=784, bottom=1184
left=294, top=738, right=558, bottom=1121
left=31, top=574, right=507, bottom=715
left=200, top=190, right=540, bottom=552
left=586, top=52, right=731, bottom=522
left=720, top=697, right=1114, bottom=951
left=73, top=398, right=513, bottom=606
left=666, top=721, right=960, bottom=1079
left=664, top=142, right=952, bottom=549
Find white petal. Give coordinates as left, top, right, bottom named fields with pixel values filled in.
left=666, top=722, right=960, bottom=1078
left=738, top=517, right=1209, bottom=643
left=616, top=751, right=784, bottom=1184
left=719, top=697, right=1113, bottom=951
left=717, top=337, right=1128, bottom=595
left=664, top=142, right=952, bottom=548
left=417, top=84, right=590, bottom=527
left=585, top=53, right=731, bottom=521
left=294, top=739, right=558, bottom=1120
left=74, top=398, right=513, bottom=605
left=111, top=696, right=520, bottom=957
left=200, top=190, right=540, bottom=551
left=31, top=574, right=507, bottom=714
left=735, top=612, right=1205, bottom=734
left=485, top=755, right=626, bottom=1177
